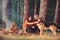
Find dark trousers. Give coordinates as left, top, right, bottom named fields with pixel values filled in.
left=26, top=26, right=40, bottom=33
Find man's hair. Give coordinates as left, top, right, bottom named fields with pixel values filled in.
left=34, top=14, right=39, bottom=17
left=34, top=14, right=38, bottom=16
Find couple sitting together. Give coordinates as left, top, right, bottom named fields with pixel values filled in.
left=22, top=15, right=43, bottom=33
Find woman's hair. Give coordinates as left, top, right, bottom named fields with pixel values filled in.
left=27, top=16, right=33, bottom=22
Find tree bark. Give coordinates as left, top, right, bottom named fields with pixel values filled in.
left=23, top=0, right=29, bottom=22
left=34, top=0, right=37, bottom=15
left=54, top=0, right=60, bottom=25
left=39, top=0, right=48, bottom=21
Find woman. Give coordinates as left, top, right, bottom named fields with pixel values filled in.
left=22, top=16, right=38, bottom=33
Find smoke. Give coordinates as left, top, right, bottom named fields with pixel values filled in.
left=2, top=0, right=11, bottom=31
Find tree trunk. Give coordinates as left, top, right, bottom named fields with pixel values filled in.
left=23, top=0, right=29, bottom=22
left=54, top=0, right=60, bottom=25
left=34, top=0, right=37, bottom=15
left=11, top=0, right=17, bottom=21
left=39, top=0, right=48, bottom=21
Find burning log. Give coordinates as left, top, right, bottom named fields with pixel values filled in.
left=9, top=22, right=18, bottom=35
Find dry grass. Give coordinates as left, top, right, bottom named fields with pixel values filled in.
left=0, top=32, right=60, bottom=40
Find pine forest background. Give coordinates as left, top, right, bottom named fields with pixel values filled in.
left=0, top=0, right=60, bottom=30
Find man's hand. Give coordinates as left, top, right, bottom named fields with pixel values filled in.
left=34, top=21, right=38, bottom=23
left=31, top=26, right=35, bottom=28
left=38, top=19, right=41, bottom=23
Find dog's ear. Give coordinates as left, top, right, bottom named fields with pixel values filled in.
left=38, top=19, right=41, bottom=23
left=37, top=23, right=39, bottom=26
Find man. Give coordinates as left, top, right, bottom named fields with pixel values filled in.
left=32, top=14, right=42, bottom=33
left=34, top=14, right=42, bottom=22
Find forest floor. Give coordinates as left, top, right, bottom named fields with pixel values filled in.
left=0, top=32, right=60, bottom=40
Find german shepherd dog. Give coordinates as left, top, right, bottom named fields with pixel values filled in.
left=37, top=22, right=57, bottom=36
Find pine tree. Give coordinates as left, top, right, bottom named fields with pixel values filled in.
left=39, top=0, right=48, bottom=21
left=23, top=0, right=29, bottom=22
left=54, top=0, right=60, bottom=25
